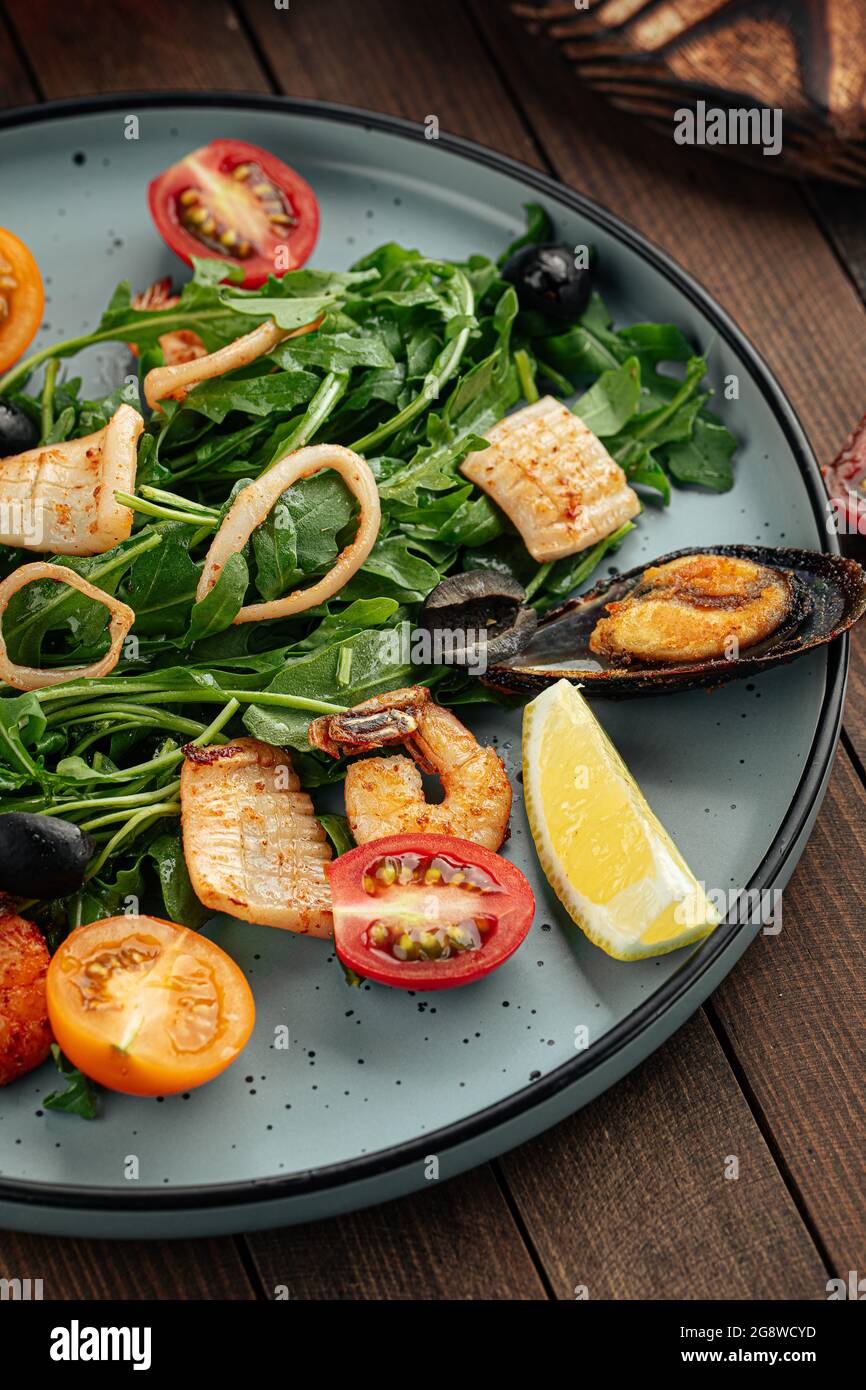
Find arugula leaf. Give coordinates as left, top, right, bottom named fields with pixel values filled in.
left=574, top=356, right=641, bottom=436
left=0, top=693, right=46, bottom=777
left=217, top=268, right=378, bottom=332
left=251, top=471, right=356, bottom=601
left=294, top=597, right=399, bottom=650
left=317, top=814, right=356, bottom=856
left=342, top=535, right=444, bottom=603
left=665, top=417, right=737, bottom=491
left=148, top=832, right=208, bottom=929
left=79, top=860, right=146, bottom=927
left=181, top=370, right=319, bottom=424
left=43, top=1045, right=98, bottom=1120
left=243, top=627, right=417, bottom=750
left=185, top=552, right=249, bottom=643
left=122, top=523, right=201, bottom=638
left=273, top=331, right=396, bottom=372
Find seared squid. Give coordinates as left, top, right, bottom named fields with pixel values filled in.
left=461, top=395, right=639, bottom=563
left=180, top=737, right=333, bottom=936
left=0, top=402, right=142, bottom=555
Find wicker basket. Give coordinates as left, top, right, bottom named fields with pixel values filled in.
left=511, top=0, right=866, bottom=185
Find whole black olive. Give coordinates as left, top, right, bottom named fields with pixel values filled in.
left=0, top=813, right=94, bottom=899
left=502, top=242, right=593, bottom=321
left=0, top=399, right=39, bottom=455
left=419, top=570, right=537, bottom=668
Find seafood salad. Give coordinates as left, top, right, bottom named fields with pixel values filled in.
left=0, top=138, right=863, bottom=1114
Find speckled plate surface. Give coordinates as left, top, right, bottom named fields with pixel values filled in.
left=0, top=97, right=844, bottom=1237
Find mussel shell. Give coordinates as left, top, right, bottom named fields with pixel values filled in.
left=419, top=569, right=537, bottom=667
left=484, top=545, right=866, bottom=699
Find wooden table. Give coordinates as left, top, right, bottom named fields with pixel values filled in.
left=1, top=0, right=864, bottom=1302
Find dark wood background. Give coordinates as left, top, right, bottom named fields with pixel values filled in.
left=1, top=0, right=865, bottom=1301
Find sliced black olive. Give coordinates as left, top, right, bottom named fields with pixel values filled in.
left=0, top=398, right=39, bottom=455
left=419, top=570, right=538, bottom=667
left=0, top=813, right=94, bottom=899
left=502, top=242, right=593, bottom=322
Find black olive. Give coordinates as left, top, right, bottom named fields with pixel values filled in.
left=0, top=399, right=39, bottom=454
left=502, top=242, right=593, bottom=322
left=0, top=813, right=94, bottom=899
left=419, top=570, right=537, bottom=667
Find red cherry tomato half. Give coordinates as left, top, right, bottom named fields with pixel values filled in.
left=148, top=139, right=319, bottom=288
left=327, top=834, right=535, bottom=991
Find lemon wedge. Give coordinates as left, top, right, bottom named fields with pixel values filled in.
left=522, top=679, right=721, bottom=960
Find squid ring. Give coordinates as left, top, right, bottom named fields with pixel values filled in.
left=143, top=316, right=323, bottom=410
left=0, top=562, right=135, bottom=691
left=195, top=444, right=381, bottom=624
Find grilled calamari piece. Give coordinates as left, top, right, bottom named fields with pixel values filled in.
left=460, top=395, right=639, bottom=563
left=589, top=553, right=795, bottom=665
left=143, top=314, right=322, bottom=409
left=309, top=687, right=512, bottom=851
left=180, top=737, right=333, bottom=936
left=0, top=402, right=142, bottom=555
left=0, top=562, right=135, bottom=691
left=0, top=911, right=52, bottom=1087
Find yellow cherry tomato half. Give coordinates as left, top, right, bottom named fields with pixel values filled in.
left=46, top=915, right=255, bottom=1096
left=0, top=229, right=44, bottom=374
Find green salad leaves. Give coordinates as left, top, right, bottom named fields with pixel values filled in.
left=0, top=209, right=738, bottom=949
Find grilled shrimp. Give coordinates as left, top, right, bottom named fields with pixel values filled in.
left=180, top=737, right=333, bottom=936
left=309, top=687, right=512, bottom=851
left=130, top=278, right=207, bottom=366
left=0, top=911, right=53, bottom=1087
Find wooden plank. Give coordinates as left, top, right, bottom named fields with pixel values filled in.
left=241, top=0, right=540, bottom=160
left=499, top=1009, right=827, bottom=1299
left=0, top=5, right=37, bottom=107
left=708, top=745, right=866, bottom=1275
left=245, top=1163, right=548, bottom=1300
left=844, top=626, right=866, bottom=773
left=809, top=187, right=866, bottom=303
left=0, top=1230, right=257, bottom=1299
left=4, top=0, right=269, bottom=95
left=801, top=189, right=866, bottom=768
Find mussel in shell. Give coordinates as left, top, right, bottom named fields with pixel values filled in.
left=419, top=570, right=537, bottom=667
left=483, top=545, right=866, bottom=698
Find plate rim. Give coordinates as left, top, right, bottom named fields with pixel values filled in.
left=0, top=91, right=845, bottom=1214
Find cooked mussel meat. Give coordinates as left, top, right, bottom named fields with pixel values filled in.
left=588, top=553, right=800, bottom=665
left=483, top=545, right=866, bottom=698
left=419, top=570, right=537, bottom=667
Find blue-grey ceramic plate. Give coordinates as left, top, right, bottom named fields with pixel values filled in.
left=0, top=97, right=844, bottom=1237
